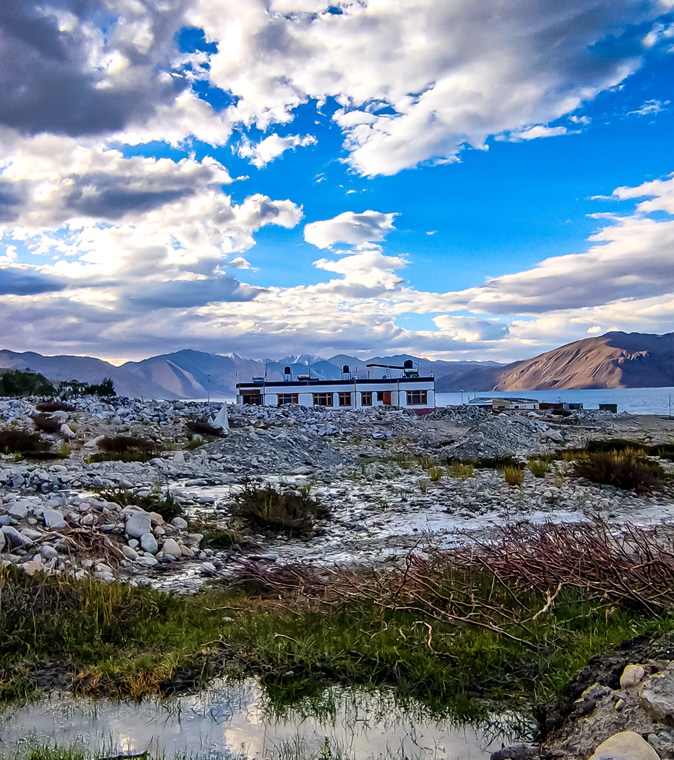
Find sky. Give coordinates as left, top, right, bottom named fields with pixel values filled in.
left=1, top=0, right=674, bottom=364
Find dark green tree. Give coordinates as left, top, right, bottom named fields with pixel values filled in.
left=0, top=369, right=55, bottom=397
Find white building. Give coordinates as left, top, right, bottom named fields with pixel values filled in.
left=236, top=361, right=436, bottom=414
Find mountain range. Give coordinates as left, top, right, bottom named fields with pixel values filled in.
left=0, top=331, right=672, bottom=399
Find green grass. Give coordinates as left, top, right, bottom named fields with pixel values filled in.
left=4, top=546, right=674, bottom=721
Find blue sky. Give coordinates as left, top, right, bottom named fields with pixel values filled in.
left=1, top=0, right=674, bottom=363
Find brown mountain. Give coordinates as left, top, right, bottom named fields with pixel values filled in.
left=493, top=331, right=674, bottom=391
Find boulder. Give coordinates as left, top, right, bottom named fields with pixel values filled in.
left=8, top=502, right=29, bottom=519
left=42, top=509, right=67, bottom=529
left=121, top=545, right=139, bottom=561
left=126, top=513, right=152, bottom=538
left=140, top=532, right=158, bottom=554
left=162, top=538, right=181, bottom=557
left=589, top=732, right=660, bottom=760
left=2, top=525, right=31, bottom=548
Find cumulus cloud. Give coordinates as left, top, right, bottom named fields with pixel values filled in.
left=0, top=0, right=189, bottom=138
left=191, top=0, right=667, bottom=175
left=238, top=133, right=316, bottom=168
left=304, top=210, right=397, bottom=249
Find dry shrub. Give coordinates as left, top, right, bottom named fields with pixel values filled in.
left=0, top=428, right=51, bottom=457
left=32, top=413, right=62, bottom=433
left=186, top=419, right=223, bottom=437
left=34, top=401, right=74, bottom=412
left=461, top=520, right=674, bottom=612
left=88, top=435, right=160, bottom=463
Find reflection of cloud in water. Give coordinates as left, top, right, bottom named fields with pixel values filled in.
left=0, top=679, right=519, bottom=759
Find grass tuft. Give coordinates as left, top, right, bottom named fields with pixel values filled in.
left=572, top=448, right=665, bottom=493
left=99, top=484, right=183, bottom=522
left=231, top=483, right=329, bottom=537
left=502, top=465, right=525, bottom=486
left=527, top=459, right=550, bottom=478
left=447, top=461, right=474, bottom=480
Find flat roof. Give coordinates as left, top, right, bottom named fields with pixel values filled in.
left=236, top=376, right=435, bottom=389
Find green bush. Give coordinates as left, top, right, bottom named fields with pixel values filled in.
left=231, top=483, right=329, bottom=537
left=573, top=449, right=665, bottom=493
left=427, top=466, right=444, bottom=481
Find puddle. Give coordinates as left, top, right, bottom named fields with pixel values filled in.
left=0, top=679, right=528, bottom=759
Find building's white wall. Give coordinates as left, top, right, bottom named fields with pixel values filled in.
left=237, top=379, right=435, bottom=409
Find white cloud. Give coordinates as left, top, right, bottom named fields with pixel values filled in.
left=237, top=133, right=316, bottom=168
left=627, top=99, right=670, bottom=117
left=508, top=125, right=569, bottom=141
left=190, top=0, right=665, bottom=175
left=304, top=210, right=397, bottom=249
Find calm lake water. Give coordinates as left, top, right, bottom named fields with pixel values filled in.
left=437, top=386, right=674, bottom=416
left=195, top=387, right=674, bottom=416
left=0, top=680, right=524, bottom=760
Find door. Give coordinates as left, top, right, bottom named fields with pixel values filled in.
left=379, top=391, right=392, bottom=406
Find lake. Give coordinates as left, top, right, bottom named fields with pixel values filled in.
left=437, top=386, right=674, bottom=416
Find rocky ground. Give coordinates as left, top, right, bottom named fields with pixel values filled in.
left=495, top=636, right=674, bottom=760
left=0, top=395, right=673, bottom=590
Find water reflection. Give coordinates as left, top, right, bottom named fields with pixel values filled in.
left=0, top=679, right=529, bottom=759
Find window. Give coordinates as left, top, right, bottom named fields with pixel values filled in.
left=338, top=392, right=351, bottom=407
left=278, top=394, right=298, bottom=405
left=313, top=393, right=333, bottom=406
left=242, top=392, right=261, bottom=405
left=406, top=390, right=427, bottom=406
left=360, top=391, right=372, bottom=406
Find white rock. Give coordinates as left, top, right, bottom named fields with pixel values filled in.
left=135, top=556, right=158, bottom=567
left=121, top=545, right=139, bottom=561
left=201, top=561, right=217, bottom=575
left=171, top=517, right=188, bottom=530
left=40, top=545, right=58, bottom=560
left=126, top=513, right=151, bottom=538
left=162, top=538, right=181, bottom=558
left=589, top=731, right=660, bottom=760
left=140, top=532, right=158, bottom=554
left=43, top=509, right=67, bottom=529
left=8, top=502, right=29, bottom=519
left=620, top=664, right=646, bottom=689
left=641, top=669, right=674, bottom=722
